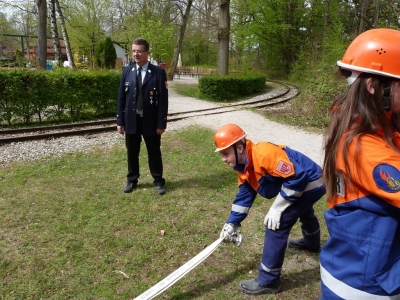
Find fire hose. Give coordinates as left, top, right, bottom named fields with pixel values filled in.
left=134, top=233, right=243, bottom=300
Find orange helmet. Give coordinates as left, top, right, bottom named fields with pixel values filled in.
left=214, top=124, right=246, bottom=152
left=337, top=28, right=400, bottom=84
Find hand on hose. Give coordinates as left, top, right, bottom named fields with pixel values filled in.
left=219, top=223, right=239, bottom=243
left=264, top=194, right=293, bottom=231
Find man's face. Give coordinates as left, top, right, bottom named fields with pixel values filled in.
left=132, top=44, right=149, bottom=66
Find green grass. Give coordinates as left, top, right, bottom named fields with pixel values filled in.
left=0, top=126, right=328, bottom=299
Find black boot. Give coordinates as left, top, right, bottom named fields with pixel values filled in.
left=288, top=238, right=320, bottom=253
left=239, top=279, right=281, bottom=295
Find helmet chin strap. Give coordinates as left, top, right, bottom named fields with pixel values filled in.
left=382, top=80, right=391, bottom=111
left=233, top=140, right=246, bottom=166
left=234, top=144, right=239, bottom=166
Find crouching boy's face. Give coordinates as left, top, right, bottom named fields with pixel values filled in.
left=218, top=143, right=245, bottom=167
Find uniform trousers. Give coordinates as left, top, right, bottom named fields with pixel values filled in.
left=256, top=186, right=325, bottom=286
left=125, top=115, right=165, bottom=187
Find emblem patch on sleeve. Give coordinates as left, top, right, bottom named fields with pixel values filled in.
left=275, top=160, right=292, bottom=175
left=373, top=164, right=400, bottom=192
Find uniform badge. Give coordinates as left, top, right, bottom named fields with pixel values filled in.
left=150, top=91, right=153, bottom=95
left=373, top=164, right=400, bottom=192
left=275, top=160, right=292, bottom=175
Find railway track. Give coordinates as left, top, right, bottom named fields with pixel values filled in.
left=0, top=80, right=299, bottom=144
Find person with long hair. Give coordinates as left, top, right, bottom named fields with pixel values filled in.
left=320, top=28, right=400, bottom=299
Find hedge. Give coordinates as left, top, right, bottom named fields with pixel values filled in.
left=0, top=69, right=121, bottom=126
left=198, top=74, right=267, bottom=102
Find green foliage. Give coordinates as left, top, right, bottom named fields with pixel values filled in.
left=94, top=37, right=117, bottom=69
left=198, top=74, right=267, bottom=102
left=283, top=24, right=349, bottom=128
left=94, top=41, right=105, bottom=67
left=0, top=69, right=121, bottom=125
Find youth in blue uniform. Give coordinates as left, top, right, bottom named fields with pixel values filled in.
left=321, top=28, right=400, bottom=299
left=215, top=124, right=325, bottom=295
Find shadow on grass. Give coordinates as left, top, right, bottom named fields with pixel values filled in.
left=167, top=258, right=320, bottom=299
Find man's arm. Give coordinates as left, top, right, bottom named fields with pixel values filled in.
left=156, top=68, right=168, bottom=130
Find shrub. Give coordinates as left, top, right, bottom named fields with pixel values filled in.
left=198, top=74, right=266, bottom=102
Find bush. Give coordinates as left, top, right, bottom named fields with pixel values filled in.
left=0, top=69, right=121, bottom=126
left=94, top=37, right=117, bottom=69
left=198, top=74, right=267, bottom=102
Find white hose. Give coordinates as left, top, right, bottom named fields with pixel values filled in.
left=134, top=238, right=224, bottom=300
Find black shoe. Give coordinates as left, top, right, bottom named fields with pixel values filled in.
left=239, top=279, right=281, bottom=295
left=288, top=238, right=320, bottom=253
left=155, top=185, right=166, bottom=195
left=123, top=182, right=137, bottom=193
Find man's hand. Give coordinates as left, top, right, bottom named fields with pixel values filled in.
left=264, top=194, right=293, bottom=231
left=117, top=125, right=125, bottom=135
left=219, top=223, right=239, bottom=243
left=156, top=128, right=165, bottom=135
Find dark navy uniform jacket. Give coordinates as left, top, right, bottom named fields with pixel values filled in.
left=117, top=62, right=168, bottom=136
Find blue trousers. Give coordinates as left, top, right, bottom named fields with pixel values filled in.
left=256, top=187, right=325, bottom=286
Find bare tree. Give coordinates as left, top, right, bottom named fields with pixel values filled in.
left=217, top=0, right=230, bottom=76
left=55, top=0, right=75, bottom=68
left=167, top=0, right=193, bottom=81
left=358, top=0, right=370, bottom=35
left=323, top=0, right=330, bottom=43
left=35, top=0, right=47, bottom=69
left=373, top=0, right=380, bottom=28
left=49, top=0, right=62, bottom=65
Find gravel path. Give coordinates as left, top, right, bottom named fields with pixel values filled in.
left=0, top=76, right=324, bottom=167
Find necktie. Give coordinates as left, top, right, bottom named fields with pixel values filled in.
left=137, top=66, right=143, bottom=110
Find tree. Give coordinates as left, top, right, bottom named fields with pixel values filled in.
left=94, top=36, right=116, bottom=68
left=167, top=0, right=193, bottom=81
left=49, top=0, right=62, bottom=65
left=55, top=0, right=75, bottom=68
left=35, top=0, right=46, bottom=69
left=216, top=0, right=230, bottom=75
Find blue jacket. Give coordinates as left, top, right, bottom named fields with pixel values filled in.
left=226, top=140, right=324, bottom=225
left=117, top=62, right=168, bottom=136
left=320, top=131, right=400, bottom=299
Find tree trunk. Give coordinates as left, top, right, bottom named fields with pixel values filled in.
left=49, top=0, right=62, bottom=65
left=167, top=0, right=193, bottom=81
left=217, top=0, right=230, bottom=76
left=323, top=0, right=331, bottom=43
left=35, top=0, right=47, bottom=69
left=358, top=0, right=370, bottom=35
left=55, top=0, right=75, bottom=68
left=373, top=0, right=380, bottom=28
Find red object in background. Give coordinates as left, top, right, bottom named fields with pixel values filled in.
left=158, top=61, right=166, bottom=68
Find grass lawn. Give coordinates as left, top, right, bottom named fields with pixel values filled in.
left=0, top=126, right=328, bottom=299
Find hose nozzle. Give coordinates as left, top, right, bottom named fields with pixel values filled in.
left=231, top=233, right=243, bottom=246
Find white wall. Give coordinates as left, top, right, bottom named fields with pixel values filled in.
left=113, top=43, right=128, bottom=66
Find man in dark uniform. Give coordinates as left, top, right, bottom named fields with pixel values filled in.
left=117, top=38, right=168, bottom=195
